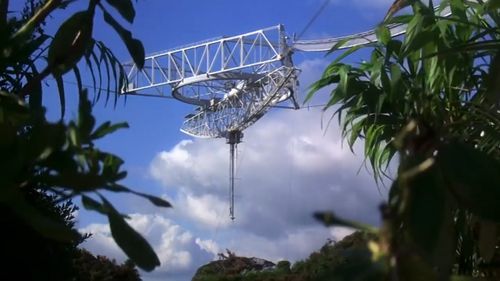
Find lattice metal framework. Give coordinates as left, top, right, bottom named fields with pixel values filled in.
left=180, top=66, right=299, bottom=138
left=121, top=8, right=454, bottom=219
left=123, top=25, right=287, bottom=97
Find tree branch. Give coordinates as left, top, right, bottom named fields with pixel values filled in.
left=11, top=0, right=62, bottom=41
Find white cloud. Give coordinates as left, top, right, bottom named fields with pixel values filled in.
left=81, top=58, right=391, bottom=281
left=80, top=214, right=214, bottom=280
left=330, top=226, right=356, bottom=241
left=195, top=238, right=220, bottom=257
left=143, top=58, right=389, bottom=277
left=178, top=191, right=231, bottom=228
left=150, top=107, right=384, bottom=233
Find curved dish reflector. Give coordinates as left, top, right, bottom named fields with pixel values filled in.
left=180, top=66, right=299, bottom=138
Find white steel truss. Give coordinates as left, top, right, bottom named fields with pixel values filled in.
left=123, top=25, right=286, bottom=96
left=180, top=66, right=299, bottom=138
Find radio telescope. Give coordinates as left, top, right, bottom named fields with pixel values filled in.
left=122, top=6, right=451, bottom=219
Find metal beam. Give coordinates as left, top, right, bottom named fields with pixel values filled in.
left=123, top=25, right=285, bottom=95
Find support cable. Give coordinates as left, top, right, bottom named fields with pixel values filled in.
left=296, top=0, right=332, bottom=40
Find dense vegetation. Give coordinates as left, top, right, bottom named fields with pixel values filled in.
left=2, top=0, right=500, bottom=280
left=192, top=232, right=377, bottom=281
left=0, top=0, right=170, bottom=276
left=307, top=0, right=500, bottom=280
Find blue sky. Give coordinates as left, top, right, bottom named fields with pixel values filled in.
left=12, top=1, right=398, bottom=280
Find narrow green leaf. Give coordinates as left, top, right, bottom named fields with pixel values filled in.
left=333, top=45, right=363, bottom=64
left=327, top=38, right=349, bottom=55
left=107, top=184, right=173, bottom=208
left=314, top=211, right=377, bottom=233
left=135, top=192, right=172, bottom=208
left=54, top=75, right=65, bottom=119
left=91, top=121, right=129, bottom=140
left=81, top=195, right=107, bottom=215
left=102, top=10, right=145, bottom=69
left=83, top=49, right=99, bottom=102
left=304, top=75, right=339, bottom=104
left=73, top=66, right=83, bottom=94
left=97, top=42, right=113, bottom=105
left=99, top=43, right=121, bottom=105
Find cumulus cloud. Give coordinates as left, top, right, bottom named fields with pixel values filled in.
left=81, top=58, right=390, bottom=281
left=80, top=214, right=214, bottom=281
left=143, top=58, right=389, bottom=275
left=150, top=108, right=384, bottom=235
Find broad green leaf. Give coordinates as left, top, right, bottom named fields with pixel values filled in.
left=134, top=192, right=172, bottom=208
left=105, top=0, right=135, bottom=23
left=101, top=197, right=160, bottom=271
left=47, top=11, right=93, bottom=76
left=107, top=184, right=173, bottom=208
left=102, top=10, right=145, bottom=69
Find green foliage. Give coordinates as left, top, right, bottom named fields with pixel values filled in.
left=307, top=0, right=500, bottom=280
left=74, top=249, right=142, bottom=281
left=307, top=0, right=500, bottom=183
left=193, top=232, right=381, bottom=281
left=0, top=0, right=169, bottom=271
